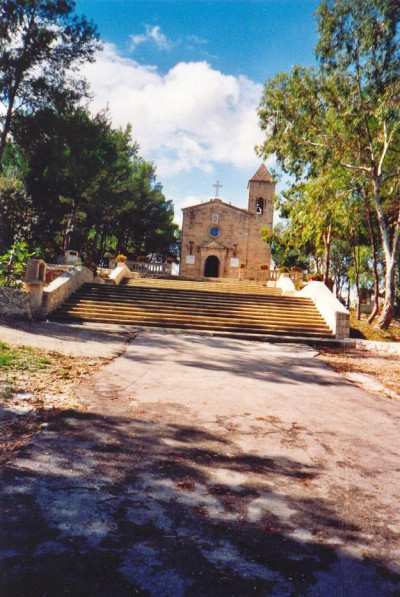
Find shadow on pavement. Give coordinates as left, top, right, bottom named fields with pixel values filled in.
left=122, top=332, right=349, bottom=388
left=1, top=408, right=399, bottom=597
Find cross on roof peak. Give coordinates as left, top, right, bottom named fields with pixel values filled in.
left=213, top=180, right=223, bottom=197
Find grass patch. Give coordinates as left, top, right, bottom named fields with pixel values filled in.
left=0, top=342, right=53, bottom=372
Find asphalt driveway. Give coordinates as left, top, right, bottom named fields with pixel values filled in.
left=1, top=331, right=399, bottom=596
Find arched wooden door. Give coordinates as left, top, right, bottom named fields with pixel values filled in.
left=204, top=255, right=219, bottom=277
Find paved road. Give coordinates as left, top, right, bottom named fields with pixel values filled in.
left=1, top=331, right=400, bottom=596
left=0, top=317, right=133, bottom=358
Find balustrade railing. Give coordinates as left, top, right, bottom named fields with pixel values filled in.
left=127, top=262, right=172, bottom=277
left=268, top=270, right=303, bottom=282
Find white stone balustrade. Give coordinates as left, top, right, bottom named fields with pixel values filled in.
left=127, top=262, right=172, bottom=277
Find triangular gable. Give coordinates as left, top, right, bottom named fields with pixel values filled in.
left=182, top=198, right=248, bottom=216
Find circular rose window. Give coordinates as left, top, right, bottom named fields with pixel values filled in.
left=209, top=226, right=220, bottom=238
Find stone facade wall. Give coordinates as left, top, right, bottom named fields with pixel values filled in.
left=180, top=200, right=250, bottom=279
left=180, top=168, right=274, bottom=280
left=0, top=286, right=32, bottom=320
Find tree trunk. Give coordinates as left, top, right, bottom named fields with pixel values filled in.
left=378, top=255, right=397, bottom=329
left=346, top=277, right=351, bottom=310
left=99, top=226, right=107, bottom=261
left=371, top=177, right=400, bottom=329
left=363, top=190, right=380, bottom=324
left=352, top=243, right=361, bottom=320
left=322, top=223, right=331, bottom=286
left=90, top=227, right=101, bottom=262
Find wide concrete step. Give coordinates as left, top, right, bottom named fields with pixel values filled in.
left=53, top=312, right=330, bottom=337
left=59, top=299, right=326, bottom=323
left=50, top=279, right=333, bottom=339
left=70, top=286, right=311, bottom=308
left=124, top=278, right=282, bottom=295
left=58, top=305, right=330, bottom=330
left=66, top=299, right=319, bottom=317
left=63, top=292, right=319, bottom=312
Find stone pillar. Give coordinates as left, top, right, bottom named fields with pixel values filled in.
left=24, top=259, right=47, bottom=320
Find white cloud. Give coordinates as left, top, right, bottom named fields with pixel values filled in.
left=130, top=25, right=173, bottom=51
left=83, top=43, right=264, bottom=179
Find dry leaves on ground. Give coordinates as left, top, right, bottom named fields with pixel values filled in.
left=0, top=345, right=106, bottom=464
left=318, top=348, right=400, bottom=401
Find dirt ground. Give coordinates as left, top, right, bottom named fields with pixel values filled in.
left=0, top=349, right=107, bottom=465
left=317, top=348, right=400, bottom=401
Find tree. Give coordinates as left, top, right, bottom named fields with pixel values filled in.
left=114, top=160, right=178, bottom=259
left=6, top=105, right=178, bottom=262
left=0, top=0, right=100, bottom=169
left=0, top=174, right=36, bottom=252
left=258, top=0, right=400, bottom=328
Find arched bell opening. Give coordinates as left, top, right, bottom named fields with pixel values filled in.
left=256, top=198, right=264, bottom=214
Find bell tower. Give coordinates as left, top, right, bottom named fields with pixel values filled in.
left=245, top=164, right=275, bottom=276
left=247, top=164, right=275, bottom=226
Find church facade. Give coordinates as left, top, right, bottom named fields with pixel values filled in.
left=179, top=165, right=274, bottom=280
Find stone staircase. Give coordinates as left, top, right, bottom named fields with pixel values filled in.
left=50, top=278, right=333, bottom=340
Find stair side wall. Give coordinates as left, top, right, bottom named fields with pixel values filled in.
left=42, top=267, right=102, bottom=319
left=298, top=281, right=350, bottom=339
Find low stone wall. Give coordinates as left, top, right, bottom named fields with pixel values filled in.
left=298, top=281, right=350, bottom=340
left=42, top=266, right=103, bottom=318
left=108, top=263, right=140, bottom=285
left=0, top=286, right=32, bottom=320
left=354, top=340, right=400, bottom=355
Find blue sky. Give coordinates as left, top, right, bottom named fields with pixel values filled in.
left=75, top=0, right=320, bottom=224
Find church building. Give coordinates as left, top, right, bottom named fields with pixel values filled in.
left=179, top=164, right=274, bottom=280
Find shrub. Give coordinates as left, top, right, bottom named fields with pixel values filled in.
left=0, top=242, right=37, bottom=289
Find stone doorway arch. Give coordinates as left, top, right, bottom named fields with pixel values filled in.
left=204, top=255, right=219, bottom=277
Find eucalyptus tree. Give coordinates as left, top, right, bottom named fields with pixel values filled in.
left=258, top=0, right=400, bottom=328
left=0, top=0, right=100, bottom=169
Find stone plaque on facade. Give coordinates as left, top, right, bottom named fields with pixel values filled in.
left=230, top=257, right=239, bottom=267
left=186, top=255, right=195, bottom=264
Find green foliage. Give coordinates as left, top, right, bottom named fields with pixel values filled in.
left=0, top=0, right=101, bottom=168
left=0, top=342, right=52, bottom=372
left=5, top=105, right=178, bottom=263
left=112, top=159, right=179, bottom=259
left=258, top=0, right=400, bottom=326
left=0, top=175, right=37, bottom=251
left=0, top=3, right=177, bottom=268
left=261, top=223, right=310, bottom=271
left=0, top=242, right=37, bottom=288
